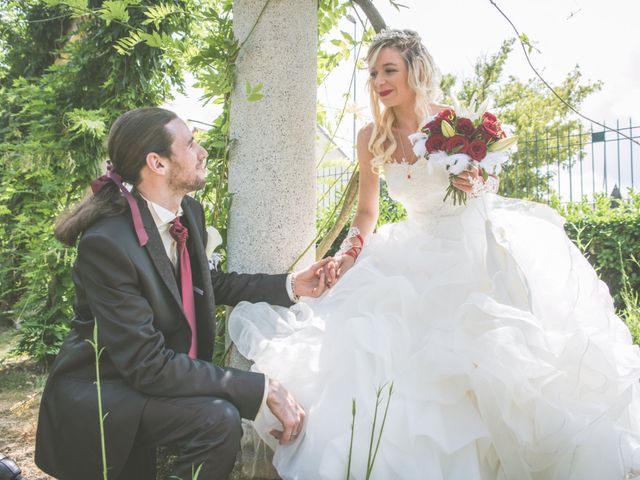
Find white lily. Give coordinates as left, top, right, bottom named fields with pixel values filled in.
left=451, top=94, right=491, bottom=122
left=479, top=152, right=509, bottom=175
left=408, top=132, right=428, bottom=158
left=428, top=151, right=450, bottom=166
left=447, top=153, right=472, bottom=175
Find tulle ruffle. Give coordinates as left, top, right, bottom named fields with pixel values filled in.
left=229, top=195, right=640, bottom=480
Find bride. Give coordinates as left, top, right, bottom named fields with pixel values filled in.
left=229, top=29, right=640, bottom=479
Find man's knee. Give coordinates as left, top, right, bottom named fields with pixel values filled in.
left=198, top=399, right=242, bottom=445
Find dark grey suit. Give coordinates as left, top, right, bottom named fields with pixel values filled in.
left=35, top=195, right=291, bottom=479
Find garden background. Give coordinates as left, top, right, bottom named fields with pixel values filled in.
left=0, top=1, right=638, bottom=478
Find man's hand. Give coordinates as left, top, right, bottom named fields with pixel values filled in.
left=266, top=378, right=306, bottom=445
left=292, top=257, right=336, bottom=298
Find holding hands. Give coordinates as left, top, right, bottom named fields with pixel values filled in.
left=332, top=226, right=365, bottom=280
left=291, top=257, right=337, bottom=298
left=290, top=229, right=365, bottom=297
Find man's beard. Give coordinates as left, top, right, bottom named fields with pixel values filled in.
left=168, top=171, right=206, bottom=195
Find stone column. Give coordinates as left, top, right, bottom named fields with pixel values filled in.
left=227, top=1, right=317, bottom=478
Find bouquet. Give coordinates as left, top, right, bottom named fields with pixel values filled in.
left=409, top=103, right=517, bottom=205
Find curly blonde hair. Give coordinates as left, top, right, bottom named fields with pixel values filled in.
left=365, top=29, right=441, bottom=172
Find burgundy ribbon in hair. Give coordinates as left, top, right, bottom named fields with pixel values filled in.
left=91, top=161, right=149, bottom=247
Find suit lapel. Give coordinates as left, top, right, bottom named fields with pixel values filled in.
left=136, top=197, right=184, bottom=313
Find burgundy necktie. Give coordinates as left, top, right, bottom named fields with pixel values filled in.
left=169, top=217, right=197, bottom=359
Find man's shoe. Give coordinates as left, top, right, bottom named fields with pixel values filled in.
left=0, top=456, right=25, bottom=480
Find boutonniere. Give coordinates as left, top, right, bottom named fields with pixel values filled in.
left=205, top=226, right=224, bottom=271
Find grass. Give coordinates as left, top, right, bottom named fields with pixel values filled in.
left=0, top=323, right=51, bottom=480
left=0, top=325, right=47, bottom=391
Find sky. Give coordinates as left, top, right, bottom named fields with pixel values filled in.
left=171, top=0, right=640, bottom=127
left=167, top=0, right=640, bottom=198
left=370, top=0, right=640, bottom=123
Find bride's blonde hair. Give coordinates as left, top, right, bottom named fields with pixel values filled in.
left=366, top=29, right=441, bottom=172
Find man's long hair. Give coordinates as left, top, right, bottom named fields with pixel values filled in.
left=55, top=107, right=178, bottom=246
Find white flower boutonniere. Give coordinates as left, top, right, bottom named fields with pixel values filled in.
left=205, top=226, right=224, bottom=271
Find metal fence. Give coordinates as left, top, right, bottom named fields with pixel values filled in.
left=316, top=119, right=639, bottom=209
left=502, top=119, right=639, bottom=203
left=317, top=164, right=353, bottom=210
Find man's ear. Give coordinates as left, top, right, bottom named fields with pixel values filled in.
left=145, top=152, right=167, bottom=176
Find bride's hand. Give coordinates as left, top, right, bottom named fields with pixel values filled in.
left=451, top=165, right=482, bottom=193
left=335, top=253, right=356, bottom=279
left=451, top=166, right=500, bottom=194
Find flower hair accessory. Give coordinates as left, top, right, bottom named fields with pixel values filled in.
left=371, top=29, right=421, bottom=47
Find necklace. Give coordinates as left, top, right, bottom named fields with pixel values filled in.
left=398, top=134, right=414, bottom=179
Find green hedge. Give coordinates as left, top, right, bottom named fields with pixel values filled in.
left=555, top=192, right=640, bottom=310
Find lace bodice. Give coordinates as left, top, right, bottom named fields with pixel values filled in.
left=383, top=158, right=465, bottom=218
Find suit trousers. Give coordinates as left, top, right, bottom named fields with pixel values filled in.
left=116, top=396, right=243, bottom=480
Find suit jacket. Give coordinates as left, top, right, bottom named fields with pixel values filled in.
left=35, top=195, right=292, bottom=480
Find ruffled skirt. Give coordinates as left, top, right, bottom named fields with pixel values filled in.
left=229, top=195, right=640, bottom=479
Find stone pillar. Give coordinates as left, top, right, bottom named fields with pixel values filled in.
left=227, top=1, right=317, bottom=478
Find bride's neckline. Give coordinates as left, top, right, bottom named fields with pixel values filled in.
left=390, top=128, right=420, bottom=166
left=387, top=156, right=428, bottom=168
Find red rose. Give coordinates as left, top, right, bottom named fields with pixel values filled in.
left=437, top=108, right=455, bottom=121
left=424, top=118, right=442, bottom=135
left=482, top=111, right=497, bottom=123
left=481, top=120, right=500, bottom=140
left=426, top=134, right=447, bottom=153
left=468, top=139, right=487, bottom=160
left=456, top=118, right=475, bottom=137
left=445, top=135, right=469, bottom=154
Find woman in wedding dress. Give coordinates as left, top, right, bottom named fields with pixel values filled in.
left=229, top=29, right=640, bottom=479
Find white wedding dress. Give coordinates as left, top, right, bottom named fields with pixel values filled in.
left=229, top=158, right=640, bottom=480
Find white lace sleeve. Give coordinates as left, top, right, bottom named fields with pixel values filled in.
left=469, top=175, right=499, bottom=197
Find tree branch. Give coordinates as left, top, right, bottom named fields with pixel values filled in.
left=351, top=0, right=387, bottom=32
left=488, top=0, right=639, bottom=146
left=316, top=167, right=359, bottom=259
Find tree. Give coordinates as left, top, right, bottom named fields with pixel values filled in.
left=0, top=0, right=196, bottom=362
left=442, top=39, right=602, bottom=200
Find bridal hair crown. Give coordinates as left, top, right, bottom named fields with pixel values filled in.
left=371, top=28, right=421, bottom=45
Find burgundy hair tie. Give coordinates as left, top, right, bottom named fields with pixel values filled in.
left=90, top=161, right=149, bottom=246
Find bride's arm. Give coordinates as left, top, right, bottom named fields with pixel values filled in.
left=334, top=124, right=380, bottom=278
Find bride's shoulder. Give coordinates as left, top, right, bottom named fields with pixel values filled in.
left=429, top=102, right=452, bottom=116
left=357, top=122, right=374, bottom=142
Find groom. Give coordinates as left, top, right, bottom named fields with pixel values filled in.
left=35, top=107, right=332, bottom=480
